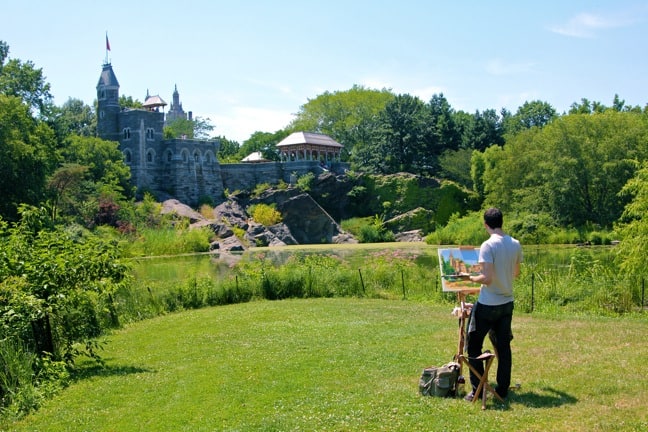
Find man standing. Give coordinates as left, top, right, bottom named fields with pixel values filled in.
left=466, top=208, right=522, bottom=401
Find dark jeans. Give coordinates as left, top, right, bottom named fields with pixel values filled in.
left=466, top=301, right=514, bottom=397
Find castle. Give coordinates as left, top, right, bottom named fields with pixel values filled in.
left=96, top=62, right=347, bottom=206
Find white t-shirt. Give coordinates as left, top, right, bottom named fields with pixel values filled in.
left=477, top=233, right=523, bottom=306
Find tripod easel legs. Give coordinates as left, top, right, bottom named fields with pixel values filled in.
left=458, top=353, right=503, bottom=410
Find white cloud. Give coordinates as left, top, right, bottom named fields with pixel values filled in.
left=208, top=106, right=295, bottom=143
left=549, top=12, right=637, bottom=38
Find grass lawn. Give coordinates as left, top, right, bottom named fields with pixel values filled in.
left=8, top=298, right=648, bottom=431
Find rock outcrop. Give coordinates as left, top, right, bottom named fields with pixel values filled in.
left=177, top=185, right=357, bottom=253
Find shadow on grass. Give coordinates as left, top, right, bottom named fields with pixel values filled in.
left=512, top=387, right=577, bottom=408
left=71, top=360, right=155, bottom=382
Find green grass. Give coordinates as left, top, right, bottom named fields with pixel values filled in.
left=8, top=299, right=647, bottom=431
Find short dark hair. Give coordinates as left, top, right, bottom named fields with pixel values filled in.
left=484, top=207, right=503, bottom=229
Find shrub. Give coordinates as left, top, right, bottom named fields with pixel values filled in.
left=296, top=172, right=315, bottom=192
left=355, top=215, right=395, bottom=243
left=248, top=203, right=282, bottom=226
left=252, top=183, right=271, bottom=197
left=425, top=211, right=486, bottom=245
left=199, top=204, right=214, bottom=219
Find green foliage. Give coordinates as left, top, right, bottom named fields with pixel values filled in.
left=425, top=211, right=488, bottom=245
left=231, top=226, right=246, bottom=240
left=0, top=94, right=57, bottom=221
left=289, top=85, right=394, bottom=160
left=296, top=172, right=315, bottom=192
left=0, top=41, right=53, bottom=118
left=383, top=207, right=435, bottom=234
left=351, top=173, right=476, bottom=225
left=0, top=205, right=129, bottom=418
left=215, top=135, right=240, bottom=161
left=480, top=111, right=648, bottom=228
left=50, top=98, right=96, bottom=139
left=614, top=160, right=648, bottom=276
left=503, top=100, right=557, bottom=134
left=438, top=148, right=474, bottom=188
left=251, top=182, right=271, bottom=197
left=52, top=135, right=132, bottom=224
left=0, top=206, right=129, bottom=363
left=354, top=93, right=460, bottom=175
left=119, top=226, right=211, bottom=257
left=0, top=338, right=69, bottom=422
left=342, top=215, right=395, bottom=243
left=238, top=130, right=287, bottom=161
left=118, top=95, right=142, bottom=109
left=164, top=116, right=214, bottom=140
left=248, top=203, right=282, bottom=226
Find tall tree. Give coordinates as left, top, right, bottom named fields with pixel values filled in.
left=366, top=94, right=430, bottom=174
left=289, top=85, right=394, bottom=159
left=164, top=116, right=214, bottom=140
left=239, top=130, right=289, bottom=161
left=0, top=41, right=53, bottom=119
left=504, top=100, right=557, bottom=135
left=60, top=135, right=132, bottom=199
left=50, top=97, right=96, bottom=141
left=215, top=135, right=240, bottom=162
left=481, top=111, right=648, bottom=227
left=0, top=95, right=57, bottom=220
left=615, top=160, right=648, bottom=276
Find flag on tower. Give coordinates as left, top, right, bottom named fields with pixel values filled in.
left=106, top=33, right=111, bottom=51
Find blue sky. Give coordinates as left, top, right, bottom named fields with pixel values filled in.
left=4, top=1, right=647, bottom=143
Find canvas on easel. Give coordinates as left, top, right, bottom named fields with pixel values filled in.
left=438, top=247, right=482, bottom=292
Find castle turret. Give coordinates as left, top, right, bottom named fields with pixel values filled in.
left=166, top=84, right=187, bottom=124
left=96, top=63, right=121, bottom=141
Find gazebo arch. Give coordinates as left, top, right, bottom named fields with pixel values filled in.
left=276, top=132, right=343, bottom=163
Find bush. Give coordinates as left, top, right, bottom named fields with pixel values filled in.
left=248, top=203, right=282, bottom=226
left=252, top=183, right=271, bottom=197
left=296, top=172, right=315, bottom=192
left=342, top=216, right=395, bottom=243
left=425, top=211, right=486, bottom=245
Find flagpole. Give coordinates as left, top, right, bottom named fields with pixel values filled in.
left=105, top=32, right=111, bottom=65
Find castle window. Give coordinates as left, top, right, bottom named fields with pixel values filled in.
left=181, top=150, right=188, bottom=163
left=147, top=152, right=153, bottom=163
left=123, top=128, right=131, bottom=139
left=124, top=149, right=132, bottom=164
left=194, top=152, right=200, bottom=162
left=167, top=151, right=173, bottom=162
left=100, top=111, right=105, bottom=119
left=146, top=128, right=155, bottom=140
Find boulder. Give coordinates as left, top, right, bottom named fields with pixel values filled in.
left=394, top=230, right=424, bottom=243
left=276, top=193, right=344, bottom=244
left=218, top=235, right=246, bottom=253
left=267, top=223, right=298, bottom=245
left=213, top=199, right=249, bottom=230
left=161, top=199, right=205, bottom=223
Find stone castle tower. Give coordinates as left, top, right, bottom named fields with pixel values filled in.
left=165, top=84, right=191, bottom=124
left=96, top=62, right=224, bottom=205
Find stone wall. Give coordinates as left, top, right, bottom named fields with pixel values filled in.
left=219, top=161, right=350, bottom=193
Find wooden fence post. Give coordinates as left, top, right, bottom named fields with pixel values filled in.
left=531, top=272, right=535, bottom=312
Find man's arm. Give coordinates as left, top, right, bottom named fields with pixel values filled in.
left=470, top=262, right=493, bottom=285
left=513, top=260, right=520, bottom=279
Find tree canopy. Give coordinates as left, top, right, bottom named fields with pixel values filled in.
left=289, top=85, right=394, bottom=159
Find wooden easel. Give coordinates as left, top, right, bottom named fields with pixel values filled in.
left=454, top=290, right=478, bottom=370
left=453, top=289, right=503, bottom=409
